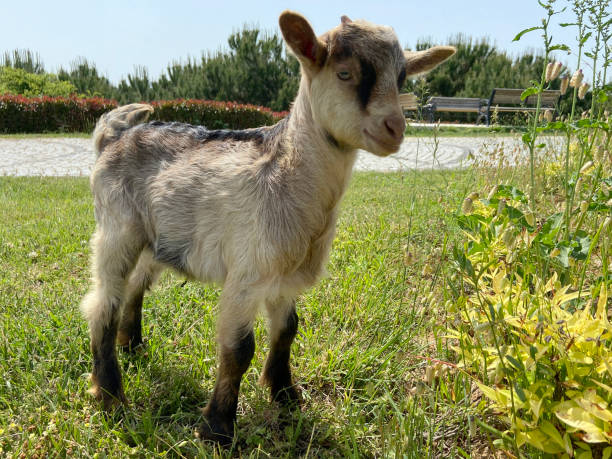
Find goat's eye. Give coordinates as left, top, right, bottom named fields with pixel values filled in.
left=397, top=68, right=407, bottom=89
left=337, top=71, right=351, bottom=81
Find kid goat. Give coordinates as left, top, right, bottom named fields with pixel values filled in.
left=81, top=11, right=455, bottom=442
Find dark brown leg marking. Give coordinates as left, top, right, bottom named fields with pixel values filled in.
left=117, top=291, right=144, bottom=352
left=197, top=331, right=255, bottom=445
left=90, top=312, right=127, bottom=410
left=262, top=308, right=300, bottom=406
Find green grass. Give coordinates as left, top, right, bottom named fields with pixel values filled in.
left=405, top=124, right=528, bottom=137
left=0, top=171, right=478, bottom=457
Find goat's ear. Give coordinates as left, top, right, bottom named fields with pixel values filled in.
left=279, top=11, right=327, bottom=70
left=404, top=46, right=456, bottom=76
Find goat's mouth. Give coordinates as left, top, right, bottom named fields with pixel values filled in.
left=363, top=129, right=403, bottom=154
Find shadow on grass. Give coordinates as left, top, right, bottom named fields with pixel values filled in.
left=105, top=349, right=342, bottom=457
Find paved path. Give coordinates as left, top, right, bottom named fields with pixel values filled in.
left=0, top=135, right=532, bottom=176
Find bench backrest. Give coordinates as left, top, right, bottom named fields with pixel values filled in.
left=428, top=97, right=482, bottom=109
left=490, top=88, right=560, bottom=107
left=399, top=92, right=418, bottom=110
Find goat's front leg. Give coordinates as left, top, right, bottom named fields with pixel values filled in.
left=196, top=287, right=257, bottom=444
left=260, top=299, right=300, bottom=406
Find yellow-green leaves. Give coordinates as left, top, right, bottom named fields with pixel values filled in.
left=449, top=184, right=612, bottom=454
left=555, top=399, right=612, bottom=443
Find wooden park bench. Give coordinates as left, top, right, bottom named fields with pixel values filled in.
left=399, top=92, right=418, bottom=114
left=484, top=88, right=561, bottom=125
left=423, top=97, right=487, bottom=123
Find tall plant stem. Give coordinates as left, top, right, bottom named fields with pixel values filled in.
left=563, top=7, right=587, bottom=240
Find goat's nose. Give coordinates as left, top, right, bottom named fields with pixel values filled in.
left=384, top=114, right=406, bottom=142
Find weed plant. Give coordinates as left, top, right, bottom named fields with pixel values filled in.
left=445, top=0, right=612, bottom=456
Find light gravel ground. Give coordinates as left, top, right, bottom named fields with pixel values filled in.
left=0, top=135, right=534, bottom=176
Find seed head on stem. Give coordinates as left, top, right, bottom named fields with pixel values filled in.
left=546, top=61, right=563, bottom=81
left=462, top=197, right=474, bottom=214
left=560, top=75, right=569, bottom=95
left=579, top=161, right=594, bottom=174
left=544, top=110, right=553, bottom=122
left=578, top=82, right=589, bottom=100
left=551, top=62, right=563, bottom=80
left=545, top=62, right=554, bottom=82
left=579, top=200, right=589, bottom=213
left=570, top=69, right=584, bottom=88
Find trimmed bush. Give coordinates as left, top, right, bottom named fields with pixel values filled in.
left=0, top=95, right=287, bottom=133
left=150, top=99, right=280, bottom=130
left=0, top=95, right=116, bottom=133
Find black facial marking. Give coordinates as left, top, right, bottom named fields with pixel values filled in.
left=398, top=67, right=407, bottom=89
left=357, top=58, right=377, bottom=109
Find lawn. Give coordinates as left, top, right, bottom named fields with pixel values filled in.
left=405, top=124, right=528, bottom=138
left=0, top=170, right=478, bottom=458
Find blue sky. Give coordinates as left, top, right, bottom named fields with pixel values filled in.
left=2, top=1, right=595, bottom=83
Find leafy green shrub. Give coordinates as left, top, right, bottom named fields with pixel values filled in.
left=444, top=3, right=612, bottom=454
left=0, top=67, right=77, bottom=97
left=447, top=183, right=611, bottom=456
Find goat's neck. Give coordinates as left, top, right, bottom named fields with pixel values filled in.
left=284, top=80, right=358, bottom=212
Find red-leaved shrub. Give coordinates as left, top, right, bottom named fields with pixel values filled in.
left=0, top=95, right=117, bottom=133
left=0, top=95, right=287, bottom=133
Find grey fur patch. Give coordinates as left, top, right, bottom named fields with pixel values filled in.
left=144, top=121, right=266, bottom=145
left=153, top=236, right=190, bottom=272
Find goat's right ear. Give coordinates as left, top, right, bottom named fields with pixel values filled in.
left=279, top=11, right=327, bottom=71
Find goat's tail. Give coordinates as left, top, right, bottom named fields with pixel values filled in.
left=93, top=103, right=154, bottom=157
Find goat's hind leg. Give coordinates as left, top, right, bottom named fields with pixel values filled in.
left=117, top=249, right=162, bottom=352
left=81, top=228, right=143, bottom=409
left=261, top=298, right=300, bottom=406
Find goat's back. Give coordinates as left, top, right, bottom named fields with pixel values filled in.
left=91, top=118, right=326, bottom=290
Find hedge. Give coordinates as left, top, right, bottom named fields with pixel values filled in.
left=0, top=95, right=116, bottom=133
left=150, top=99, right=281, bottom=130
left=0, top=95, right=288, bottom=133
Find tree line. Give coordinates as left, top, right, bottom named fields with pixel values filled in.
left=0, top=29, right=593, bottom=115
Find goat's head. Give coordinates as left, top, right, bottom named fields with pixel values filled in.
left=280, top=11, right=455, bottom=156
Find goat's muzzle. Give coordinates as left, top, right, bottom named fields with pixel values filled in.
left=363, top=112, right=405, bottom=155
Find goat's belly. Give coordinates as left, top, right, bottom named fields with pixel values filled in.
left=184, top=236, right=227, bottom=283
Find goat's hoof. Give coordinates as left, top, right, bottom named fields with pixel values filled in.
left=87, top=375, right=128, bottom=411
left=272, top=385, right=301, bottom=409
left=118, top=340, right=145, bottom=354
left=117, top=331, right=144, bottom=353
left=195, top=418, right=234, bottom=446
left=87, top=385, right=127, bottom=411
